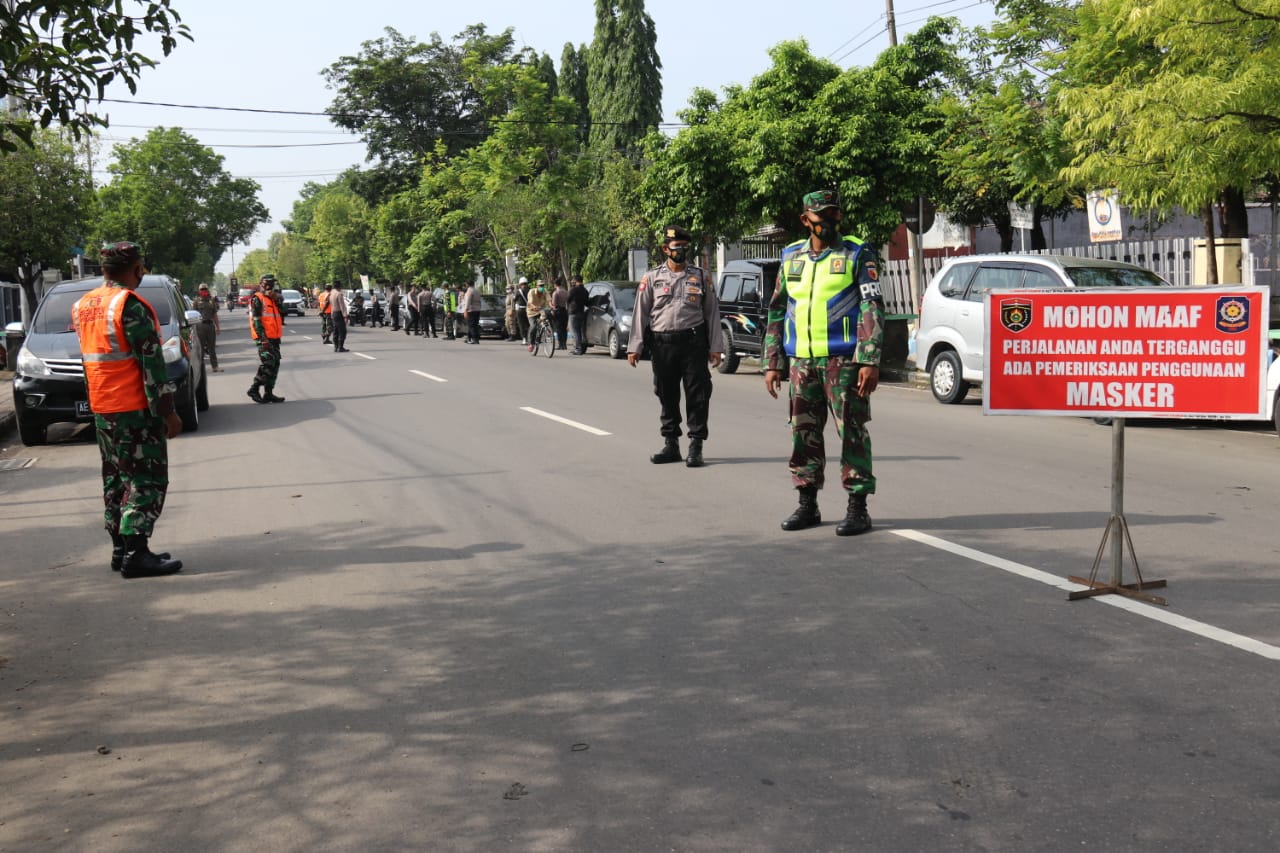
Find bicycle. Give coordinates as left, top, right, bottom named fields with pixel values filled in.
left=529, top=308, right=556, bottom=358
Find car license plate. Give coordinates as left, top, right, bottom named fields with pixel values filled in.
left=75, top=401, right=92, bottom=417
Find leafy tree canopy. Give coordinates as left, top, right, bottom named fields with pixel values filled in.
left=0, top=1, right=191, bottom=152
left=94, top=127, right=268, bottom=289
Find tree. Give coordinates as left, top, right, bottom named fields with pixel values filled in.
left=322, top=24, right=520, bottom=196
left=94, top=127, right=268, bottom=289
left=587, top=0, right=662, bottom=152
left=306, top=189, right=371, bottom=287
left=0, top=1, right=191, bottom=152
left=1057, top=0, right=1280, bottom=250
left=559, top=42, right=590, bottom=145
left=0, top=127, right=93, bottom=314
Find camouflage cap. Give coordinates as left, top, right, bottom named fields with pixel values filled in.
left=803, top=189, right=840, bottom=212
left=662, top=224, right=692, bottom=244
left=100, top=241, right=143, bottom=269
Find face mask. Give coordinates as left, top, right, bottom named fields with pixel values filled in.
left=808, top=217, right=840, bottom=242
left=667, top=246, right=688, bottom=264
left=538, top=287, right=545, bottom=293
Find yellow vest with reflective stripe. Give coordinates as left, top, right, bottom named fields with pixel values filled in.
left=780, top=237, right=868, bottom=359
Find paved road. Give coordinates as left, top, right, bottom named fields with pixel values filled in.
left=1, top=316, right=1278, bottom=851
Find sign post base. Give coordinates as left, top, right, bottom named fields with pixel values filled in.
left=1068, top=513, right=1167, bottom=605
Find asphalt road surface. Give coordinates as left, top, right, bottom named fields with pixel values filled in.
left=2, top=315, right=1278, bottom=852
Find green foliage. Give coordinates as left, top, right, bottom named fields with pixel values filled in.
left=0, top=1, right=191, bottom=152
left=322, top=24, right=519, bottom=182
left=641, top=27, right=959, bottom=248
left=0, top=127, right=94, bottom=310
left=1057, top=0, right=1280, bottom=217
left=587, top=0, right=662, bottom=151
left=306, top=188, right=372, bottom=287
left=94, top=127, right=267, bottom=289
left=559, top=42, right=590, bottom=145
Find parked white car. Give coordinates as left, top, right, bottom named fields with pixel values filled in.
left=1266, top=332, right=1280, bottom=436
left=914, top=254, right=1171, bottom=403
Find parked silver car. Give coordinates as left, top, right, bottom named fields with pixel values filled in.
left=583, top=280, right=638, bottom=358
left=914, top=254, right=1170, bottom=403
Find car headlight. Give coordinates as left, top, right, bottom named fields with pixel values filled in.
left=619, top=314, right=632, bottom=331
left=16, top=345, right=52, bottom=377
left=162, top=335, right=184, bottom=364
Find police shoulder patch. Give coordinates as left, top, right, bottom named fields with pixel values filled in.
left=859, top=280, right=883, bottom=301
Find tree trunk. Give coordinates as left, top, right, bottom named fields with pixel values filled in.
left=1031, top=204, right=1047, bottom=251
left=1220, top=188, right=1249, bottom=238
left=1202, top=203, right=1219, bottom=285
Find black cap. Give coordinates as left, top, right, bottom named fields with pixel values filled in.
left=662, top=225, right=692, bottom=244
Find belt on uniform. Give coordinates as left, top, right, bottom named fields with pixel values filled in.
left=200, top=319, right=214, bottom=324
left=652, top=325, right=705, bottom=340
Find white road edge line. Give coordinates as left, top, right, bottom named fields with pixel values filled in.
left=353, top=352, right=376, bottom=361
left=410, top=369, right=448, bottom=383
left=892, top=528, right=1280, bottom=661
left=520, top=406, right=611, bottom=436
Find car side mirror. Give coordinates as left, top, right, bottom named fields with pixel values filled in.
left=184, top=310, right=201, bottom=325
left=5, top=321, right=24, bottom=334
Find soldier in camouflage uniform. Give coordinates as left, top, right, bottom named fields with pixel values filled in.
left=764, top=190, right=884, bottom=536
left=73, top=242, right=184, bottom=578
left=192, top=284, right=222, bottom=372
left=248, top=274, right=286, bottom=403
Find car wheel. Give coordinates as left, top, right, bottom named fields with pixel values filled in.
left=177, top=376, right=199, bottom=432
left=195, top=368, right=210, bottom=412
left=608, top=329, right=625, bottom=359
left=718, top=327, right=739, bottom=374
left=16, top=409, right=46, bottom=446
left=929, top=350, right=970, bottom=404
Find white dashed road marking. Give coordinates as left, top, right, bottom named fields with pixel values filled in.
left=520, top=407, right=611, bottom=436
left=353, top=352, right=376, bottom=361
left=410, top=370, right=448, bottom=383
left=892, top=529, right=1280, bottom=661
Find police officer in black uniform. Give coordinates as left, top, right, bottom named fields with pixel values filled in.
left=627, top=225, right=725, bottom=467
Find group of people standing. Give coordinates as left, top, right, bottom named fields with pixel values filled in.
left=74, top=187, right=885, bottom=583
left=499, top=276, right=590, bottom=354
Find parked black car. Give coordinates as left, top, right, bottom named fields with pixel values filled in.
left=10, top=275, right=208, bottom=445
left=473, top=293, right=509, bottom=339
left=715, top=258, right=779, bottom=374
left=583, top=280, right=638, bottom=358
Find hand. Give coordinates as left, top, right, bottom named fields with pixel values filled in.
left=709, top=352, right=723, bottom=368
left=765, top=369, right=784, bottom=399
left=627, top=352, right=639, bottom=367
left=857, top=365, right=880, bottom=397
left=164, top=412, right=182, bottom=438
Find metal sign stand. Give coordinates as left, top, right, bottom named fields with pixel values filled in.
left=1068, top=418, right=1169, bottom=605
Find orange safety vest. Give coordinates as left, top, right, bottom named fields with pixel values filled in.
left=318, top=290, right=332, bottom=314
left=73, top=285, right=160, bottom=414
left=250, top=291, right=283, bottom=339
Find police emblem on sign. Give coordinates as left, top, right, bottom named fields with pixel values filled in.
left=999, top=298, right=1033, bottom=334
left=1215, top=295, right=1250, bottom=334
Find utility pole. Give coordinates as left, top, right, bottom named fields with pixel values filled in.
left=886, top=0, right=924, bottom=308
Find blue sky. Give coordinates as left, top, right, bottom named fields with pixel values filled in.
left=96, top=0, right=996, bottom=272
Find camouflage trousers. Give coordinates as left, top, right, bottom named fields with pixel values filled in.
left=787, top=355, right=875, bottom=494
left=254, top=338, right=281, bottom=388
left=320, top=312, right=333, bottom=341
left=95, top=410, right=169, bottom=538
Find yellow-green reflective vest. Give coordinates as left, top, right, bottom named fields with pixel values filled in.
left=780, top=236, right=870, bottom=358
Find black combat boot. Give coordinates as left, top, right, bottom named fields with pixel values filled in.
left=120, top=536, right=183, bottom=578
left=110, top=531, right=126, bottom=572
left=263, top=387, right=286, bottom=403
left=650, top=437, right=681, bottom=464
left=781, top=487, right=821, bottom=531
left=685, top=438, right=704, bottom=468
left=835, top=493, right=872, bottom=536
left=247, top=384, right=264, bottom=403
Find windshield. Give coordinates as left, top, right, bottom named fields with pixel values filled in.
left=613, top=288, right=637, bottom=311
left=480, top=294, right=505, bottom=311
left=1065, top=266, right=1168, bottom=288
left=32, top=285, right=172, bottom=334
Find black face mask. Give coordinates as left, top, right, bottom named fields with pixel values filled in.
left=808, top=217, right=840, bottom=243
left=667, top=247, right=688, bottom=264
